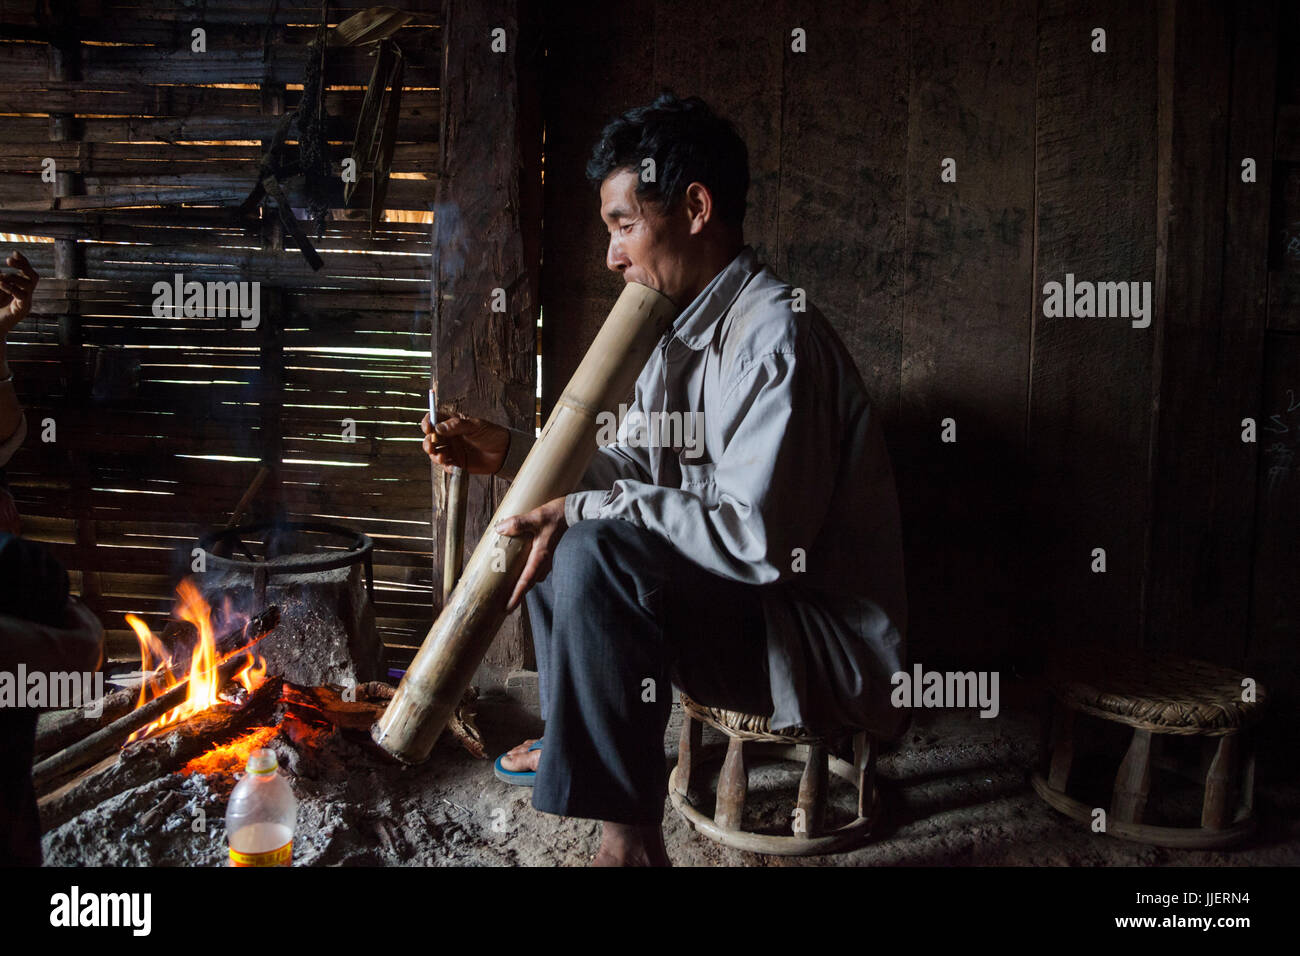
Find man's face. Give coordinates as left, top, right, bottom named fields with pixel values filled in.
left=599, top=168, right=693, bottom=305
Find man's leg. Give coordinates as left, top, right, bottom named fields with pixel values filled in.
left=527, top=518, right=770, bottom=828
left=495, top=566, right=559, bottom=773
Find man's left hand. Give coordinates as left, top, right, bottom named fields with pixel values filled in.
left=495, top=496, right=568, bottom=612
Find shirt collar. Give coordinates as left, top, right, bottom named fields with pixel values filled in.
left=668, top=245, right=760, bottom=350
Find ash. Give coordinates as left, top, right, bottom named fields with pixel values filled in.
left=39, top=677, right=1300, bottom=867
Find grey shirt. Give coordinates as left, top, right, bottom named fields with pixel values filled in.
left=498, top=247, right=907, bottom=735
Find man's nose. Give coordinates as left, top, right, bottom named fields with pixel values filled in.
left=606, top=238, right=629, bottom=273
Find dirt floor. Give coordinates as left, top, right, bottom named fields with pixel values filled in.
left=40, top=673, right=1300, bottom=866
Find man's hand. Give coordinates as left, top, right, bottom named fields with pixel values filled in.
left=421, top=411, right=510, bottom=475
left=0, top=251, right=39, bottom=338
left=496, top=496, right=568, bottom=612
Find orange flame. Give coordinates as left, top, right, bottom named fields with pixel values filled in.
left=126, top=580, right=267, bottom=743
left=235, top=652, right=268, bottom=694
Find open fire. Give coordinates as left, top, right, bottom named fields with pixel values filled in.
left=124, top=579, right=268, bottom=743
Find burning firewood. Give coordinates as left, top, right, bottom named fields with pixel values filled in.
left=448, top=688, right=485, bottom=759
left=33, top=606, right=282, bottom=761
left=31, top=607, right=280, bottom=793
left=348, top=681, right=484, bottom=759
left=34, top=685, right=136, bottom=759
left=39, top=676, right=286, bottom=832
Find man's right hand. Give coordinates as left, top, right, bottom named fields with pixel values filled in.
left=421, top=411, right=510, bottom=476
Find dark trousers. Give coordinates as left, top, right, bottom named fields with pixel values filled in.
left=0, top=532, right=72, bottom=865
left=525, top=518, right=773, bottom=825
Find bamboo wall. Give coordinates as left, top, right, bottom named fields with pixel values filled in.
left=0, top=1, right=442, bottom=663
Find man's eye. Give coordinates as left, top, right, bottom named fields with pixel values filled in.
left=620, top=223, right=633, bottom=234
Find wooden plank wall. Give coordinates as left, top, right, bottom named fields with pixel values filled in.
left=0, top=1, right=442, bottom=661
left=538, top=0, right=1292, bottom=674
left=1027, top=0, right=1158, bottom=660
left=1253, top=1, right=1300, bottom=680
left=1148, top=0, right=1277, bottom=668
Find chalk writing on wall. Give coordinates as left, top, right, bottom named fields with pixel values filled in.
left=1263, top=387, right=1300, bottom=495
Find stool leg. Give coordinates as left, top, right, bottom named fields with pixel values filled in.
left=853, top=732, right=876, bottom=819
left=795, top=742, right=828, bottom=838
left=675, top=711, right=703, bottom=796
left=1047, top=706, right=1075, bottom=792
left=1038, top=691, right=1055, bottom=772
left=1111, top=728, right=1153, bottom=824
left=714, top=736, right=747, bottom=830
left=1202, top=733, right=1240, bottom=830
left=1241, top=732, right=1256, bottom=816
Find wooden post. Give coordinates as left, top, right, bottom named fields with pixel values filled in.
left=258, top=79, right=286, bottom=521
left=441, top=465, right=468, bottom=601
left=48, top=8, right=99, bottom=614
left=431, top=0, right=542, bottom=691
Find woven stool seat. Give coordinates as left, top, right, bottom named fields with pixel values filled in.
left=681, top=695, right=819, bottom=740
left=1032, top=645, right=1265, bottom=849
left=1048, top=646, right=1263, bottom=735
left=669, top=693, right=880, bottom=856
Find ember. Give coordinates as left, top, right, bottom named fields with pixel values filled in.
left=180, top=726, right=279, bottom=778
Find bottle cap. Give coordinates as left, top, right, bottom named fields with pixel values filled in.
left=246, top=748, right=278, bottom=774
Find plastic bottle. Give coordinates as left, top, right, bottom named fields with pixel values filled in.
left=225, top=748, right=298, bottom=867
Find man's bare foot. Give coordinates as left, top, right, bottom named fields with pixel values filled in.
left=591, top=821, right=671, bottom=867
left=499, top=737, right=541, bottom=773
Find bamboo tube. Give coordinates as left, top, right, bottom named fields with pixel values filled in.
left=372, top=281, right=677, bottom=763
left=431, top=383, right=470, bottom=601
left=442, top=466, right=468, bottom=601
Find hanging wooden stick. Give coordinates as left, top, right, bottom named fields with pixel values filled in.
left=372, top=282, right=677, bottom=763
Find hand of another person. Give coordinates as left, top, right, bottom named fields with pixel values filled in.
left=0, top=251, right=39, bottom=338
left=421, top=411, right=510, bottom=476
left=495, top=496, right=568, bottom=612
left=59, top=598, right=106, bottom=672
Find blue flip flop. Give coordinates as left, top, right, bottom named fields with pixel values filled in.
left=493, top=739, right=543, bottom=787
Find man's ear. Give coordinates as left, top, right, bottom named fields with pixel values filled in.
left=684, top=182, right=713, bottom=235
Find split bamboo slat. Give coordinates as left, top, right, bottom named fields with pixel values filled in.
left=0, top=2, right=441, bottom=659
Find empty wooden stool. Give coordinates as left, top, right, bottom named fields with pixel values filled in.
left=668, top=692, right=881, bottom=855
left=1031, top=645, right=1264, bottom=849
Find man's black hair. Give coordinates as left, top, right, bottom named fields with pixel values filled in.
left=586, top=92, right=750, bottom=229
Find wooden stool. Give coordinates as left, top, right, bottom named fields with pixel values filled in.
left=1031, top=645, right=1264, bottom=849
left=668, top=692, right=881, bottom=855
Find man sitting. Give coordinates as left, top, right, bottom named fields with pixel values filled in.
left=421, top=94, right=907, bottom=866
